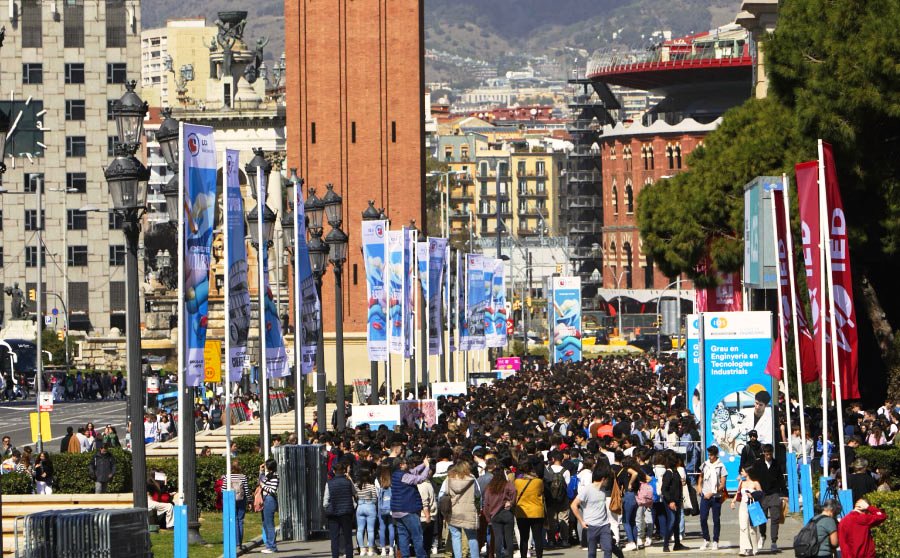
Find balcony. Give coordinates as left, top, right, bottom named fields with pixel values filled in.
left=449, top=210, right=471, bottom=221
left=479, top=189, right=510, bottom=199
left=567, top=170, right=601, bottom=183
left=517, top=188, right=548, bottom=198
left=517, top=170, right=548, bottom=179
left=567, top=195, right=602, bottom=209
left=449, top=188, right=473, bottom=202
left=568, top=95, right=604, bottom=109
left=569, top=146, right=601, bottom=158
left=517, top=205, right=547, bottom=217
left=567, top=119, right=602, bottom=134
left=570, top=246, right=602, bottom=260
left=568, top=222, right=603, bottom=235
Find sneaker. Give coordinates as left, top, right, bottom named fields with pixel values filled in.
left=261, top=550, right=275, bottom=555
left=623, top=542, right=637, bottom=551
left=711, top=542, right=719, bottom=550
left=481, top=545, right=487, bottom=554
left=699, top=541, right=709, bottom=550
left=369, top=548, right=376, bottom=556
left=759, top=537, right=766, bottom=550
left=673, top=544, right=690, bottom=551
left=662, top=546, right=670, bottom=553
left=771, top=543, right=779, bottom=553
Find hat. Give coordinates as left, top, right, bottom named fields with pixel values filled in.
left=748, top=430, right=758, bottom=438
left=755, top=391, right=771, bottom=405
left=472, top=445, right=483, bottom=455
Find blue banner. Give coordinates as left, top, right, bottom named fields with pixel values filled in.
left=362, top=221, right=388, bottom=361
left=460, top=254, right=485, bottom=351
left=387, top=231, right=406, bottom=355
left=183, top=124, right=217, bottom=387
left=686, top=314, right=702, bottom=428
left=427, top=238, right=448, bottom=356
left=224, top=149, right=251, bottom=382
left=482, top=260, right=495, bottom=343
left=487, top=259, right=507, bottom=348
left=552, top=276, right=582, bottom=363
left=404, top=228, right=415, bottom=359
left=455, top=251, right=465, bottom=353
left=701, top=311, right=774, bottom=490
left=294, top=181, right=319, bottom=375
left=262, top=235, right=289, bottom=379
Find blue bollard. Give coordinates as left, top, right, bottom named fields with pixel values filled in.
left=223, top=490, right=237, bottom=558
left=786, top=452, right=799, bottom=513
left=174, top=504, right=188, bottom=558
left=800, top=463, right=814, bottom=523
left=819, top=477, right=831, bottom=506
left=838, top=489, right=854, bottom=519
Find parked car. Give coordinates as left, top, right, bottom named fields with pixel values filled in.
left=629, top=334, right=671, bottom=353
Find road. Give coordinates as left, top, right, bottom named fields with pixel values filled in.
left=0, top=397, right=128, bottom=452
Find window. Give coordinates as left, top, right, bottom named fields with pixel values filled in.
left=623, top=243, right=633, bottom=289
left=518, top=180, right=528, bottom=195
left=391, top=121, right=396, bottom=143
left=612, top=184, right=618, bottom=214
left=25, top=246, right=45, bottom=267
left=536, top=161, right=546, bottom=176
left=65, top=63, right=86, bottom=84
left=67, top=209, right=87, bottom=230
left=0, top=248, right=3, bottom=267
left=24, top=173, right=44, bottom=193
left=675, top=145, right=682, bottom=169
left=65, top=100, right=86, bottom=121
left=106, top=63, right=127, bottom=84
left=351, top=122, right=356, bottom=144
left=64, top=0, right=85, bottom=48
left=109, top=281, right=126, bottom=311
left=107, top=136, right=121, bottom=157
left=644, top=256, right=655, bottom=289
left=109, top=245, right=125, bottom=266
left=105, top=0, right=127, bottom=48
left=24, top=209, right=45, bottom=230
left=460, top=146, right=469, bottom=161
left=68, top=282, right=89, bottom=314
left=21, top=0, right=42, bottom=48
left=109, top=210, right=124, bottom=230
left=517, top=161, right=526, bottom=175
left=223, top=82, right=231, bottom=107
left=667, top=145, right=675, bottom=170
left=444, top=146, right=453, bottom=160
left=68, top=245, right=88, bottom=267
left=311, top=122, right=316, bottom=144
left=647, top=146, right=654, bottom=170
left=0, top=209, right=3, bottom=230
left=536, top=181, right=546, bottom=194
left=22, top=63, right=42, bottom=84
left=625, top=184, right=634, bottom=213
left=67, top=172, right=87, bottom=193
left=66, top=136, right=87, bottom=157
left=518, top=199, right=528, bottom=213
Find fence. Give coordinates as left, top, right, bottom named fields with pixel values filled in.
left=273, top=444, right=328, bottom=541
left=16, top=506, right=150, bottom=558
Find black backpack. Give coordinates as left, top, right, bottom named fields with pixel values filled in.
left=793, top=515, right=826, bottom=558
left=546, top=469, right=568, bottom=504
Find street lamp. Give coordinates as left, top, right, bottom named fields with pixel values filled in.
left=305, top=188, right=329, bottom=431
left=322, top=184, right=348, bottom=430
left=104, top=82, right=150, bottom=514
left=361, top=201, right=381, bottom=405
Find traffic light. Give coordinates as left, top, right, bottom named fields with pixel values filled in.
left=526, top=297, right=533, bottom=309
left=57, top=330, right=64, bottom=341
left=28, top=288, right=36, bottom=301
left=555, top=264, right=562, bottom=274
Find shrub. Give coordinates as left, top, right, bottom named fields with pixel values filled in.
left=856, top=446, right=900, bottom=481
left=864, top=491, right=900, bottom=557
left=146, top=453, right=264, bottom=512
left=1, top=472, right=34, bottom=495
left=51, top=449, right=132, bottom=494
left=233, top=435, right=261, bottom=455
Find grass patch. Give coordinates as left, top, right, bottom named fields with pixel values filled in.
left=149, top=511, right=271, bottom=558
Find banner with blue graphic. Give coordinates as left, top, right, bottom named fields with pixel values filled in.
left=701, top=311, right=774, bottom=490
left=427, top=238, right=448, bottom=356
left=294, top=182, right=319, bottom=375
left=362, top=221, right=388, bottom=361
left=686, top=314, right=701, bottom=428
left=404, top=228, right=415, bottom=359
left=455, top=251, right=465, bottom=352
left=551, top=276, right=582, bottom=363
left=387, top=231, right=406, bottom=355
left=417, top=242, right=429, bottom=302
left=224, top=149, right=251, bottom=382
left=460, top=254, right=485, bottom=351
left=262, top=248, right=290, bottom=378
left=482, top=261, right=496, bottom=343
left=487, top=259, right=507, bottom=348
left=182, top=124, right=217, bottom=387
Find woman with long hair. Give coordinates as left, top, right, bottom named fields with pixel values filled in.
left=661, top=451, right=687, bottom=552
left=616, top=457, right=643, bottom=551
left=375, top=463, right=395, bottom=556
left=730, top=466, right=762, bottom=556
left=482, top=465, right=518, bottom=558
left=33, top=452, right=53, bottom=494
left=258, top=458, right=280, bottom=554
left=514, top=460, right=545, bottom=558
left=445, top=460, right=480, bottom=558
left=356, top=466, right=378, bottom=556
left=324, top=461, right=358, bottom=558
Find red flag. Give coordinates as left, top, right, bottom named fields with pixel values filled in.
left=821, top=143, right=860, bottom=399
left=695, top=266, right=743, bottom=312
left=773, top=187, right=819, bottom=383
left=765, top=331, right=784, bottom=380
left=795, top=161, right=825, bottom=378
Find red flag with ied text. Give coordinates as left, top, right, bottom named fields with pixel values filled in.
left=795, top=161, right=825, bottom=380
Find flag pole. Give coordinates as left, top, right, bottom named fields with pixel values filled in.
left=223, top=148, right=233, bottom=494
left=256, top=165, right=270, bottom=459
left=293, top=176, right=304, bottom=444
left=770, top=181, right=793, bottom=453
left=174, top=122, right=188, bottom=558
left=815, top=144, right=830, bottom=480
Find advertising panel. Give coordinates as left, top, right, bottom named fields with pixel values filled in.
left=431, top=382, right=468, bottom=397
left=349, top=405, right=400, bottom=429
left=224, top=149, right=251, bottom=382
left=294, top=180, right=319, bottom=375
left=427, top=238, right=448, bottom=355
left=362, top=221, right=388, bottom=361
left=460, top=254, right=485, bottom=351
left=387, top=231, right=406, bottom=355
left=399, top=400, right=438, bottom=429
left=551, top=277, right=582, bottom=363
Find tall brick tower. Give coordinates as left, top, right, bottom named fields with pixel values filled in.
left=284, top=0, right=426, bottom=336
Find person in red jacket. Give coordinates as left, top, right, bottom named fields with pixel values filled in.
left=838, top=497, right=887, bottom=558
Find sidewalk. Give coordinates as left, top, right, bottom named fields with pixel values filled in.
left=239, top=509, right=805, bottom=557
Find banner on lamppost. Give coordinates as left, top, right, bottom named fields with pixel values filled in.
left=362, top=220, right=388, bottom=361
left=182, top=124, right=217, bottom=387
left=427, top=238, right=448, bottom=356
left=224, top=149, right=251, bottom=382
left=455, top=251, right=465, bottom=353
left=460, top=254, right=485, bottom=351
left=404, top=228, right=415, bottom=359
left=262, top=248, right=289, bottom=378
left=551, top=276, right=582, bottom=363
left=387, top=230, right=406, bottom=355
left=482, top=260, right=496, bottom=343
left=294, top=181, right=319, bottom=375
left=487, top=259, right=507, bottom=348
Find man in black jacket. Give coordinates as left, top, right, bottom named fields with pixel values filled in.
left=89, top=443, right=116, bottom=493
left=739, top=430, right=763, bottom=473
left=59, top=427, right=74, bottom=453
left=751, top=444, right=786, bottom=553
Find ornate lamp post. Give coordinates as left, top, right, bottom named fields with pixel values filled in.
left=361, top=201, right=381, bottom=405
left=281, top=170, right=304, bottom=441
left=305, top=188, right=329, bottom=431
left=104, top=81, right=149, bottom=512
left=322, top=184, right=348, bottom=430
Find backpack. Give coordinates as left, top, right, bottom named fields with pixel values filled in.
left=636, top=482, right=654, bottom=507
left=566, top=474, right=579, bottom=501
left=546, top=469, right=568, bottom=504
left=377, top=486, right=392, bottom=515
left=230, top=476, right=245, bottom=500
left=608, top=478, right=624, bottom=515
left=648, top=476, right=662, bottom=503
left=793, top=515, right=827, bottom=558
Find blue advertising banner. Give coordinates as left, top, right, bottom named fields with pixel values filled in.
left=482, top=260, right=496, bottom=343
left=362, top=221, right=388, bottom=361
left=702, top=311, right=774, bottom=490
left=487, top=259, right=507, bottom=348
left=455, top=251, right=465, bottom=353
left=182, top=124, right=217, bottom=387
left=387, top=231, right=406, bottom=356
left=427, top=238, right=448, bottom=356
left=686, top=314, right=702, bottom=428
left=552, top=276, right=582, bottom=363
left=294, top=182, right=318, bottom=375
left=262, top=248, right=290, bottom=378
left=460, top=254, right=485, bottom=351
left=404, top=228, right=415, bottom=359
left=224, top=149, right=251, bottom=382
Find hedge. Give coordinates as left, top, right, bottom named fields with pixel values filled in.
left=856, top=446, right=900, bottom=481
left=864, top=491, right=900, bottom=558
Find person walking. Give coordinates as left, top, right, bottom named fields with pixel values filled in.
left=482, top=465, right=517, bottom=558
left=444, top=461, right=480, bottom=558
left=391, top=455, right=431, bottom=558
left=696, top=445, right=727, bottom=550
left=661, top=451, right=687, bottom=552
left=570, top=465, right=614, bottom=558
left=356, top=467, right=378, bottom=556
left=838, top=498, right=888, bottom=558
left=33, top=452, right=53, bottom=494
left=731, top=467, right=762, bottom=556
left=376, top=464, right=395, bottom=556
left=751, top=444, right=786, bottom=552
left=89, top=443, right=116, bottom=493
left=221, top=462, right=250, bottom=547
left=324, top=461, right=358, bottom=558
left=616, top=457, right=642, bottom=551
left=513, top=461, right=545, bottom=558
left=258, top=458, right=280, bottom=554
left=809, top=499, right=840, bottom=558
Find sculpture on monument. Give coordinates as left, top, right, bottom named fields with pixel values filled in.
left=4, top=283, right=26, bottom=320
left=214, top=11, right=247, bottom=77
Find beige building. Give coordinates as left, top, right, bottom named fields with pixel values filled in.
left=0, top=0, right=142, bottom=336
left=140, top=18, right=216, bottom=108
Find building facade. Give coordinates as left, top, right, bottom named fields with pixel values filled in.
left=140, top=18, right=216, bottom=109
left=0, top=0, right=142, bottom=335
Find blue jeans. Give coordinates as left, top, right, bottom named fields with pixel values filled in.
left=395, top=513, right=426, bottom=558
left=357, top=502, right=377, bottom=549
left=448, top=525, right=479, bottom=558
left=586, top=524, right=612, bottom=558
left=379, top=513, right=395, bottom=548
left=235, top=501, right=246, bottom=545
left=262, top=495, right=278, bottom=551
left=662, top=505, right=680, bottom=547
left=621, top=492, right=638, bottom=543
left=699, top=495, right=722, bottom=542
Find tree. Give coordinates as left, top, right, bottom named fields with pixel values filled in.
left=424, top=154, right=449, bottom=237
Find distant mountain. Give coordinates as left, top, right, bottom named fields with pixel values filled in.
left=141, top=0, right=742, bottom=86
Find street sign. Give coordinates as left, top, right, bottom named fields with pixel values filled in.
left=39, top=392, right=53, bottom=412
left=506, top=319, right=514, bottom=335
left=51, top=308, right=58, bottom=316
left=44, top=315, right=52, bottom=325
left=204, top=340, right=222, bottom=383
left=146, top=376, right=159, bottom=394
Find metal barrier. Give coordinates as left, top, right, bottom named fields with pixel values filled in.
left=16, top=508, right=151, bottom=558
left=273, top=444, right=328, bottom=541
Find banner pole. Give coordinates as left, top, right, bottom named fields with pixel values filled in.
left=770, top=183, right=793, bottom=449
left=257, top=166, right=270, bottom=459
left=175, top=122, right=187, bottom=558
left=222, top=148, right=236, bottom=558
left=815, top=144, right=830, bottom=482
left=293, top=177, right=304, bottom=444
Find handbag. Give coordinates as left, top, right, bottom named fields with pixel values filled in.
left=609, top=478, right=624, bottom=515
left=253, top=485, right=264, bottom=512
left=748, top=500, right=767, bottom=527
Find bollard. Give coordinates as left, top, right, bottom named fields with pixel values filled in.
left=786, top=452, right=799, bottom=513
left=223, top=489, right=237, bottom=558
left=800, top=463, right=814, bottom=523
left=174, top=504, right=188, bottom=558
left=838, top=489, right=854, bottom=519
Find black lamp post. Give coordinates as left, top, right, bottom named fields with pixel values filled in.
left=410, top=220, right=424, bottom=399
left=361, top=201, right=381, bottom=405
left=283, top=169, right=305, bottom=442
left=305, top=187, right=329, bottom=432
left=322, top=184, right=348, bottom=430
left=104, top=81, right=149, bottom=513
